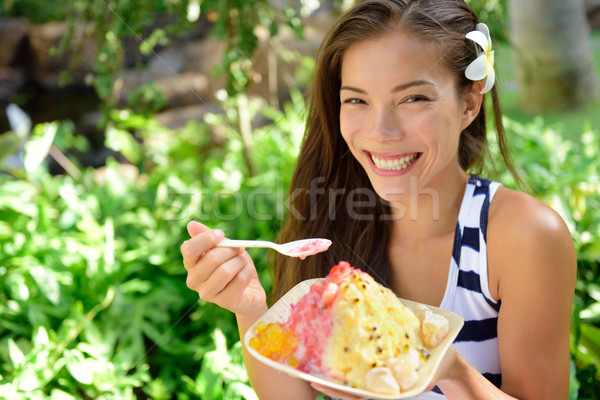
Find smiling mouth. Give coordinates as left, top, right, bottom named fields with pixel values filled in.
left=369, top=152, right=421, bottom=171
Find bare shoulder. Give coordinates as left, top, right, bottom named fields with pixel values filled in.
left=490, top=186, right=572, bottom=236
left=488, top=186, right=575, bottom=249
left=486, top=186, right=576, bottom=299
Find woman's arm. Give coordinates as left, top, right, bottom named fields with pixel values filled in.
left=182, top=221, right=319, bottom=400
left=490, top=190, right=576, bottom=399
left=437, top=189, right=576, bottom=399
left=236, top=310, right=320, bottom=400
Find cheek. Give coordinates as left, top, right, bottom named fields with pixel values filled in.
left=339, top=106, right=371, bottom=131
left=414, top=110, right=459, bottom=144
left=339, top=115, right=368, bottom=166
left=339, top=112, right=360, bottom=145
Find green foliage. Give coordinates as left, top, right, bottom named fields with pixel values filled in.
left=203, top=0, right=277, bottom=95
left=0, top=0, right=70, bottom=23
left=484, top=116, right=600, bottom=398
left=491, top=118, right=600, bottom=262
left=0, top=77, right=305, bottom=397
left=1, top=0, right=322, bottom=105
left=127, top=82, right=168, bottom=116
left=185, top=330, right=257, bottom=400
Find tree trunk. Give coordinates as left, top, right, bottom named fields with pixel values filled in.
left=507, top=0, right=598, bottom=112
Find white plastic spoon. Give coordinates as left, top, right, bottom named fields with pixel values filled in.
left=217, top=238, right=332, bottom=259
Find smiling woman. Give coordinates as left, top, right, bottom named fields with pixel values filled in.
left=181, top=1, right=576, bottom=399
left=273, top=0, right=522, bottom=301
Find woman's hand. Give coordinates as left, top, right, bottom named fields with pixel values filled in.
left=422, top=345, right=459, bottom=392
left=422, top=345, right=520, bottom=399
left=181, top=221, right=267, bottom=318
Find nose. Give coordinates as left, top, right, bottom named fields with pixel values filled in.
left=367, top=105, right=403, bottom=141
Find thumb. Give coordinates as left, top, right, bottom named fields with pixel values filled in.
left=187, top=220, right=211, bottom=237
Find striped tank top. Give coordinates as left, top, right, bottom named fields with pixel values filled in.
left=414, top=175, right=502, bottom=399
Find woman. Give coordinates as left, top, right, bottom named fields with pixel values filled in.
left=181, top=0, right=576, bottom=398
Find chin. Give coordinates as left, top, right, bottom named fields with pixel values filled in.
left=369, top=178, right=414, bottom=201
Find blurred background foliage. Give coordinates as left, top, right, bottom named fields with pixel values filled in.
left=0, top=0, right=599, bottom=399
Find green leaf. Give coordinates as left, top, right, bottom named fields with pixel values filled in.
left=29, top=266, right=61, bottom=305
left=103, top=216, right=116, bottom=273
left=569, top=359, right=580, bottom=400
left=197, top=329, right=230, bottom=398
left=33, top=326, right=49, bottom=346
left=105, top=126, right=142, bottom=164
left=0, top=180, right=38, bottom=216
left=64, top=348, right=95, bottom=384
left=226, top=381, right=258, bottom=400
left=143, top=377, right=171, bottom=400
left=15, top=368, right=41, bottom=392
left=49, top=389, right=76, bottom=400
left=573, top=322, right=600, bottom=384
left=8, top=339, right=25, bottom=367
left=0, top=131, right=24, bottom=160
left=585, top=283, right=600, bottom=303
left=139, top=28, right=170, bottom=56
left=0, top=220, right=13, bottom=238
left=580, top=302, right=600, bottom=323
left=23, top=122, right=57, bottom=173
left=119, top=279, right=153, bottom=294
left=7, top=273, right=30, bottom=301
left=580, top=324, right=600, bottom=363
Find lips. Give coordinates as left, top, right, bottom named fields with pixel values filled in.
left=369, top=152, right=421, bottom=172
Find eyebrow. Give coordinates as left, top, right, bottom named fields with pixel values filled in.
left=340, top=80, right=435, bottom=94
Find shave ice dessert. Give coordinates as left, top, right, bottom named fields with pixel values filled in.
left=248, top=261, right=450, bottom=394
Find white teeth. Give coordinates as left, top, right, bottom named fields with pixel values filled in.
left=371, top=153, right=418, bottom=171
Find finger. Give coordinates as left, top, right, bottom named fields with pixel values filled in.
left=181, top=229, right=225, bottom=268
left=187, top=220, right=210, bottom=237
left=199, top=252, right=265, bottom=315
left=185, top=244, right=242, bottom=287
left=181, top=220, right=212, bottom=266
left=211, top=252, right=254, bottom=296
left=197, top=253, right=249, bottom=300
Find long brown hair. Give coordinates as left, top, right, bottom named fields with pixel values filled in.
left=272, top=0, right=520, bottom=301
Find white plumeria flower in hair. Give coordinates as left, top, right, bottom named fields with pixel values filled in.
left=465, top=22, right=495, bottom=94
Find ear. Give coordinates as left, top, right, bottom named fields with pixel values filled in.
left=460, top=80, right=484, bottom=131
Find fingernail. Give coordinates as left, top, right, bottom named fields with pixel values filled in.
left=213, top=229, right=224, bottom=239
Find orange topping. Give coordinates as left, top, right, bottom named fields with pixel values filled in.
left=251, top=321, right=299, bottom=362
left=249, top=337, right=261, bottom=350
left=255, top=321, right=267, bottom=334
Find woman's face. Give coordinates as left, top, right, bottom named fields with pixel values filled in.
left=339, top=32, right=479, bottom=202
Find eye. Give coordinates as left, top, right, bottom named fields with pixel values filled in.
left=342, top=98, right=366, bottom=105
left=405, top=95, right=429, bottom=103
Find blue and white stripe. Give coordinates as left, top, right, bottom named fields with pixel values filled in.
left=415, top=175, right=502, bottom=399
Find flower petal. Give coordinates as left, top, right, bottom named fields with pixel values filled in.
left=465, top=54, right=488, bottom=81
left=476, top=23, right=491, bottom=43
left=481, top=69, right=495, bottom=94
left=466, top=30, right=489, bottom=53
left=486, top=51, right=495, bottom=74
